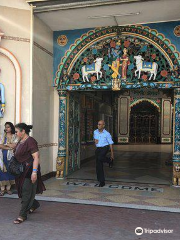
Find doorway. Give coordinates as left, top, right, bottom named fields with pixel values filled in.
left=129, top=101, right=159, bottom=144
left=66, top=91, right=172, bottom=185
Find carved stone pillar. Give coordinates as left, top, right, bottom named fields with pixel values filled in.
left=173, top=88, right=180, bottom=185
left=56, top=90, right=67, bottom=178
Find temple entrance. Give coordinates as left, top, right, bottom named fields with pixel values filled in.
left=64, top=90, right=173, bottom=185
left=129, top=101, right=159, bottom=144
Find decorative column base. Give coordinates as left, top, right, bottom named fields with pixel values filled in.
left=112, top=78, right=121, bottom=91
left=172, top=156, right=180, bottom=185
left=56, top=156, right=65, bottom=178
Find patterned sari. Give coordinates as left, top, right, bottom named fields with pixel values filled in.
left=0, top=134, right=18, bottom=188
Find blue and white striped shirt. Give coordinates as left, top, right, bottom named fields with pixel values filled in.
left=93, top=129, right=114, bottom=147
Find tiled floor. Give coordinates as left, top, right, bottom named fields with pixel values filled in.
left=69, top=145, right=173, bottom=185
left=38, top=176, right=180, bottom=212
left=36, top=144, right=178, bottom=212
left=4, top=144, right=179, bottom=213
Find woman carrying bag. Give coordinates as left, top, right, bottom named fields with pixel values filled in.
left=13, top=123, right=45, bottom=224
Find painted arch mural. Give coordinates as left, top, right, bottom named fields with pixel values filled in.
left=54, top=24, right=180, bottom=91
left=54, top=23, right=180, bottom=185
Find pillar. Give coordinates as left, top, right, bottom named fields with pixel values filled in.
left=173, top=88, right=180, bottom=185
left=56, top=90, right=67, bottom=178
left=117, top=96, right=130, bottom=143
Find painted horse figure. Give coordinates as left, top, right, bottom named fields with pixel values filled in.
left=134, top=55, right=158, bottom=80
left=82, top=58, right=103, bottom=82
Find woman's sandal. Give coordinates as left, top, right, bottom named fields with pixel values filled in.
left=0, top=190, right=5, bottom=196
left=14, top=217, right=26, bottom=224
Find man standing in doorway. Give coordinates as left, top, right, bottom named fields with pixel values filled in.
left=94, top=120, right=114, bottom=187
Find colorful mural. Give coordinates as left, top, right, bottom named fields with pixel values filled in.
left=54, top=22, right=180, bottom=185
left=54, top=24, right=180, bottom=91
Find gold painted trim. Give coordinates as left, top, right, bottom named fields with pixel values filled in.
left=38, top=143, right=58, bottom=148
left=130, top=98, right=160, bottom=112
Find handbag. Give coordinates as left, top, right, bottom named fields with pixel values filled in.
left=8, top=156, right=24, bottom=176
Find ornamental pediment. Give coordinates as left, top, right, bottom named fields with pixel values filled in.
left=55, top=25, right=180, bottom=91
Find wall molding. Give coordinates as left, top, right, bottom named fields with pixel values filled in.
left=2, top=35, right=30, bottom=42
left=38, top=143, right=58, bottom=149
left=34, top=42, right=53, bottom=57
left=1, top=35, right=53, bottom=57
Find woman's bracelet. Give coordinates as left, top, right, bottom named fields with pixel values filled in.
left=33, top=169, right=38, bottom=172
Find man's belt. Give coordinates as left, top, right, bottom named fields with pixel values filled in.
left=96, top=145, right=109, bottom=149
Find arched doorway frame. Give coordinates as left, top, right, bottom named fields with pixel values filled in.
left=130, top=99, right=161, bottom=144
left=130, top=98, right=160, bottom=112
left=55, top=25, right=180, bottom=186
left=55, top=25, right=180, bottom=87
left=0, top=47, right=22, bottom=123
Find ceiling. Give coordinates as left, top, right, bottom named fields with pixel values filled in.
left=27, top=0, right=180, bottom=31
left=0, top=1, right=180, bottom=31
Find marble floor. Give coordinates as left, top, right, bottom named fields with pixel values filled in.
left=68, top=144, right=173, bottom=185
left=34, top=144, right=179, bottom=213
left=4, top=144, right=178, bottom=213
left=35, top=177, right=180, bottom=213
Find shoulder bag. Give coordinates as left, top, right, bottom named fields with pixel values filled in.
left=8, top=156, right=24, bottom=176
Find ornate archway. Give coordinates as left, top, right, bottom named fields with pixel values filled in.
left=55, top=25, right=180, bottom=90
left=55, top=25, right=180, bottom=186
left=130, top=98, right=160, bottom=112
left=130, top=100, right=160, bottom=144
left=0, top=47, right=22, bottom=123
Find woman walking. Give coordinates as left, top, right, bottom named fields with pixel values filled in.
left=13, top=123, right=45, bottom=224
left=0, top=122, right=18, bottom=196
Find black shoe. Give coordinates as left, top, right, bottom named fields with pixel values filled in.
left=98, top=182, right=105, bottom=187
left=109, top=158, right=114, bottom=168
left=29, top=201, right=40, bottom=214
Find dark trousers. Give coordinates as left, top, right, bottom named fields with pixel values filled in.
left=19, top=178, right=39, bottom=219
left=95, top=145, right=111, bottom=183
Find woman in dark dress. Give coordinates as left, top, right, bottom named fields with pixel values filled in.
left=13, top=123, right=45, bottom=224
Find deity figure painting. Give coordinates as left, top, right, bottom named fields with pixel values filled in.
left=119, top=48, right=130, bottom=80
left=0, top=82, right=5, bottom=118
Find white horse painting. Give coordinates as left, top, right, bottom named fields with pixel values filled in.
left=134, top=55, right=158, bottom=80
left=82, top=57, right=103, bottom=82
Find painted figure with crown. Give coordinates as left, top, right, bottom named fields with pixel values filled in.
left=0, top=69, right=5, bottom=118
